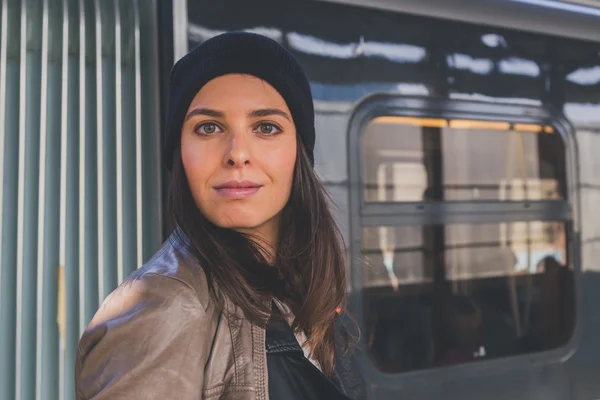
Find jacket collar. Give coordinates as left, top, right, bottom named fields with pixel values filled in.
left=265, top=302, right=304, bottom=355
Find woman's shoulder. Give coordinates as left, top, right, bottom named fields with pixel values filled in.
left=128, top=233, right=212, bottom=307
left=87, top=234, right=213, bottom=330
left=76, top=234, right=221, bottom=400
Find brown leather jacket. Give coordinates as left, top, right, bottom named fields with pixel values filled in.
left=75, top=234, right=365, bottom=400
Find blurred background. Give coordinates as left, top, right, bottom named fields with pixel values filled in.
left=1, top=0, right=600, bottom=399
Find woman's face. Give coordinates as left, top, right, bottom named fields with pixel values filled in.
left=181, top=74, right=297, bottom=244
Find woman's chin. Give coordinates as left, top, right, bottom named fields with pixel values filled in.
left=203, top=203, right=281, bottom=239
left=212, top=214, right=266, bottom=232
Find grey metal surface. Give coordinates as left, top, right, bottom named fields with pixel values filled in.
left=0, top=1, right=162, bottom=398
left=35, top=0, right=50, bottom=398
left=139, top=0, right=163, bottom=261
left=172, top=0, right=188, bottom=61
left=317, top=0, right=600, bottom=43
left=0, top=0, right=8, bottom=311
left=314, top=111, right=350, bottom=184
left=64, top=2, right=80, bottom=397
left=15, top=0, right=29, bottom=398
left=58, top=1, right=69, bottom=397
left=563, top=0, right=600, bottom=6
left=133, top=0, right=143, bottom=269
left=94, top=0, right=105, bottom=305
left=77, top=0, right=86, bottom=337
left=360, top=201, right=572, bottom=226
left=114, top=0, right=124, bottom=284
left=0, top=3, right=21, bottom=398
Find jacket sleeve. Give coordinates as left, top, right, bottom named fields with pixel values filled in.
left=334, top=312, right=367, bottom=400
left=75, top=273, right=218, bottom=400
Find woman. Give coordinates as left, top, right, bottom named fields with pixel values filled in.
left=75, top=32, right=365, bottom=400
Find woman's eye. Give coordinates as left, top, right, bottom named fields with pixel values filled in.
left=256, top=123, right=280, bottom=135
left=196, top=123, right=220, bottom=135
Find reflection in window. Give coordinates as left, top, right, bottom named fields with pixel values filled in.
left=361, top=222, right=574, bottom=373
left=362, top=117, right=566, bottom=202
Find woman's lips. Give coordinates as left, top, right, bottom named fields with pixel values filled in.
left=214, top=186, right=261, bottom=199
left=214, top=181, right=262, bottom=199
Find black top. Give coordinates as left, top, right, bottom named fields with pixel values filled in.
left=265, top=303, right=354, bottom=400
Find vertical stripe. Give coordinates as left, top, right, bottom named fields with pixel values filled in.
left=139, top=0, right=162, bottom=259
left=114, top=0, right=124, bottom=284
left=78, top=0, right=86, bottom=336
left=35, top=0, right=50, bottom=398
left=58, top=0, right=70, bottom=398
left=15, top=0, right=28, bottom=398
left=65, top=1, right=80, bottom=397
left=0, top=2, right=20, bottom=397
left=0, top=0, right=8, bottom=293
left=172, top=0, right=188, bottom=61
left=94, top=0, right=105, bottom=305
left=133, top=0, right=143, bottom=269
left=0, top=0, right=8, bottom=395
left=118, top=1, right=134, bottom=279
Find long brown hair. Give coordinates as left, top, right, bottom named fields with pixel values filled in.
left=167, top=136, right=348, bottom=376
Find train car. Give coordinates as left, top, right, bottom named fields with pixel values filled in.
left=168, top=0, right=600, bottom=399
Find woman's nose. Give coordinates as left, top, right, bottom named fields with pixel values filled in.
left=224, top=130, right=251, bottom=167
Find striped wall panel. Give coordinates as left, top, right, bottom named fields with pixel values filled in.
left=0, top=0, right=163, bottom=399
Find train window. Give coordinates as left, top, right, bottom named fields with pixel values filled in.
left=355, top=112, right=576, bottom=374
left=362, top=117, right=566, bottom=202
left=362, top=221, right=566, bottom=286
left=362, top=221, right=574, bottom=373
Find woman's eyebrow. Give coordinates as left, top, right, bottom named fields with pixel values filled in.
left=249, top=108, right=291, bottom=122
left=185, top=108, right=224, bottom=121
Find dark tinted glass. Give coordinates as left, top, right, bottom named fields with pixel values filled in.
left=361, top=222, right=574, bottom=373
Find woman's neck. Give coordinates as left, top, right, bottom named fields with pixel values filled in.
left=236, top=214, right=281, bottom=265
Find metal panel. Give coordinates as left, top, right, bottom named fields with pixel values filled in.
left=360, top=201, right=572, bottom=226
left=36, top=0, right=50, bottom=398
left=21, top=1, right=44, bottom=397
left=58, top=0, right=70, bottom=398
left=100, top=0, right=119, bottom=303
left=15, top=1, right=30, bottom=398
left=0, top=0, right=15, bottom=399
left=0, top=1, right=19, bottom=399
left=65, top=3, right=82, bottom=399
left=563, top=0, right=600, bottom=6
left=114, top=0, right=124, bottom=284
left=133, top=0, right=143, bottom=269
left=173, top=0, right=188, bottom=60
left=94, top=0, right=106, bottom=305
left=83, top=0, right=99, bottom=330
left=43, top=2, right=63, bottom=399
left=118, top=0, right=137, bottom=280
left=139, top=0, right=163, bottom=259
left=77, top=0, right=87, bottom=338
left=0, top=0, right=8, bottom=303
left=0, top=0, right=161, bottom=398
left=317, top=0, right=600, bottom=43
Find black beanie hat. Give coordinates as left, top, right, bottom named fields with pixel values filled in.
left=163, top=31, right=315, bottom=170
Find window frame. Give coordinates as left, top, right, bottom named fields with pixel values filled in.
left=347, top=94, right=581, bottom=385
